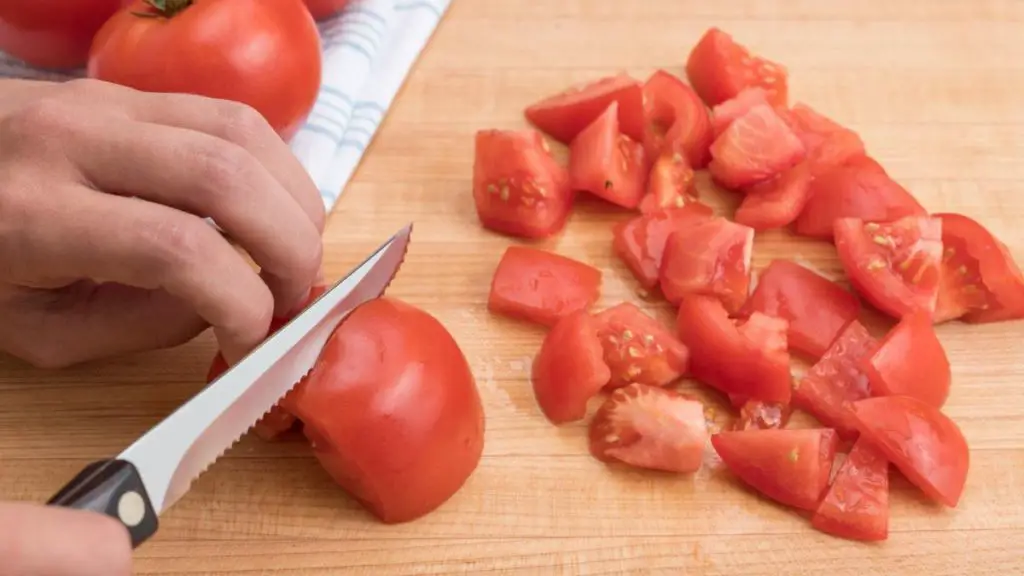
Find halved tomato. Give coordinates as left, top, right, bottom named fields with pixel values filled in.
left=660, top=217, right=754, bottom=312
left=524, top=74, right=645, bottom=143
left=834, top=216, right=943, bottom=319
left=638, top=148, right=712, bottom=215
left=733, top=400, right=792, bottom=431
left=862, top=311, right=951, bottom=408
left=710, top=87, right=771, bottom=137
left=531, top=311, right=611, bottom=424
left=708, top=104, right=806, bottom=190
left=569, top=102, right=648, bottom=209
left=641, top=69, right=714, bottom=168
left=685, top=27, right=788, bottom=108
left=593, top=302, right=690, bottom=390
left=811, top=439, right=890, bottom=542
left=612, top=206, right=714, bottom=290
left=488, top=246, right=602, bottom=327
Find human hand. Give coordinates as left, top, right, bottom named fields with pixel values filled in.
left=0, top=78, right=326, bottom=368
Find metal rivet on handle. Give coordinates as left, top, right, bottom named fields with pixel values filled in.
left=118, top=491, right=146, bottom=527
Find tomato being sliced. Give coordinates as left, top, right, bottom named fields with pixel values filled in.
left=642, top=69, right=714, bottom=169
left=660, top=217, right=754, bottom=313
left=710, top=87, right=771, bottom=138
left=525, top=74, right=646, bottom=144
left=638, top=148, right=713, bottom=215
left=811, top=439, right=890, bottom=542
left=488, top=246, right=601, bottom=327
left=531, top=311, right=612, bottom=424
left=472, top=129, right=572, bottom=239
left=593, top=303, right=689, bottom=390
left=862, top=312, right=951, bottom=408
left=708, top=104, right=806, bottom=190
left=612, top=206, right=714, bottom=290
left=711, top=428, right=838, bottom=511
left=835, top=216, right=943, bottom=319
left=851, top=395, right=969, bottom=507
left=589, top=383, right=708, bottom=473
left=733, top=400, right=792, bottom=431
left=685, top=27, right=788, bottom=108
left=569, top=102, right=648, bottom=209
left=739, top=259, right=860, bottom=359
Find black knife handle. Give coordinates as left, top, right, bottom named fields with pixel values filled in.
left=47, top=459, right=158, bottom=548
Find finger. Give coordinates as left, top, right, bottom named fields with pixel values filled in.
left=0, top=502, right=132, bottom=576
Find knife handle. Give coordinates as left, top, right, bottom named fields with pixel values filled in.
left=47, top=459, right=158, bottom=549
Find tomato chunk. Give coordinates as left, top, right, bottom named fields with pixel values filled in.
left=525, top=74, right=645, bottom=143
left=589, top=383, right=708, bottom=473
left=739, top=259, right=860, bottom=359
left=488, top=246, right=601, bottom=327
left=708, top=104, right=806, bottom=190
left=685, top=27, right=788, bottom=108
left=863, top=312, right=951, bottom=408
left=811, top=439, right=890, bottom=542
left=531, top=311, right=611, bottom=424
left=639, top=148, right=712, bottom=215
left=473, top=129, right=572, bottom=239
left=569, top=102, right=648, bottom=209
left=612, top=206, right=714, bottom=290
left=733, top=400, right=792, bottom=431
left=851, top=396, right=969, bottom=507
left=712, top=428, right=838, bottom=511
left=710, top=87, right=771, bottom=137
left=642, top=69, right=713, bottom=168
left=782, top=104, right=866, bottom=174
left=835, top=216, right=943, bottom=319
left=593, top=303, right=689, bottom=390
left=660, top=217, right=754, bottom=313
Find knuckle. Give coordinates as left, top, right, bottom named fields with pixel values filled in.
left=0, top=97, right=76, bottom=141
left=193, top=140, right=260, bottom=199
left=146, top=213, right=214, bottom=269
left=214, top=100, right=274, bottom=147
left=60, top=77, right=111, bottom=97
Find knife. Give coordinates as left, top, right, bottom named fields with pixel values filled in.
left=45, top=223, right=413, bottom=548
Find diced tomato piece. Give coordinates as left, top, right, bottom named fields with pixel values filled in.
left=782, top=104, right=866, bottom=173
left=835, top=216, right=943, bottom=319
left=862, top=312, right=951, bottom=408
left=531, top=311, right=611, bottom=424
left=811, top=439, right=890, bottom=541
left=710, top=87, right=771, bottom=137
left=612, top=206, right=714, bottom=290
left=569, top=102, right=648, bottom=209
left=639, top=148, right=712, bottom=215
left=641, top=69, right=714, bottom=169
left=524, top=74, right=645, bottom=143
left=733, top=400, right=792, bottom=431
left=473, top=129, right=572, bottom=239
left=676, top=296, right=792, bottom=403
left=686, top=28, right=788, bottom=108
left=708, top=104, right=806, bottom=190
left=712, top=428, right=838, bottom=511
left=488, top=246, right=602, bottom=327
left=589, top=383, right=708, bottom=473
left=593, top=303, right=689, bottom=390
left=660, top=217, right=754, bottom=313
left=851, top=396, right=969, bottom=507
left=739, top=259, right=860, bottom=359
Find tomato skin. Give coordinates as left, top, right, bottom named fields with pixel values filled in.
left=531, top=311, right=611, bottom=424
left=611, top=206, right=713, bottom=290
left=487, top=246, right=602, bottom=327
left=863, top=312, right=951, bottom=408
left=593, top=303, right=689, bottom=390
left=89, top=0, right=322, bottom=139
left=811, top=439, right=890, bottom=542
left=642, top=70, right=714, bottom=169
left=708, top=104, right=806, bottom=190
left=302, top=0, right=349, bottom=20
left=0, top=0, right=124, bottom=70
left=525, top=74, right=646, bottom=144
left=685, top=27, right=788, bottom=108
left=569, top=102, right=648, bottom=209
left=660, top=217, right=754, bottom=313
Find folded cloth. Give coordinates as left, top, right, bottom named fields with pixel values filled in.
left=0, top=0, right=452, bottom=213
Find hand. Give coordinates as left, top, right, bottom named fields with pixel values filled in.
left=0, top=78, right=326, bottom=368
left=0, top=502, right=132, bottom=576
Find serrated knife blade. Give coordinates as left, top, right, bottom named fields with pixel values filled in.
left=45, top=223, right=413, bottom=548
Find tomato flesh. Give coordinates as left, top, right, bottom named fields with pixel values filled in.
left=487, top=246, right=602, bottom=327
left=811, top=439, right=890, bottom=542
left=782, top=104, right=866, bottom=175
left=525, top=74, right=646, bottom=144
left=612, top=206, right=714, bottom=290
left=639, top=148, right=712, bottom=215
left=642, top=70, right=714, bottom=169
left=710, top=87, right=771, bottom=137
left=708, top=104, right=806, bottom=190
left=733, top=400, right=792, bottom=431
left=531, top=311, right=611, bottom=424
left=569, top=102, right=648, bottom=209
left=686, top=27, right=789, bottom=108
left=863, top=312, right=951, bottom=408
left=593, top=303, right=689, bottom=390
left=660, top=217, right=754, bottom=313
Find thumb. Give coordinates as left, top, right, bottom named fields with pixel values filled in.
left=0, top=502, right=132, bottom=576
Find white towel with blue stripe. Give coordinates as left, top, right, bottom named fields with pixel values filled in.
left=0, top=0, right=451, bottom=213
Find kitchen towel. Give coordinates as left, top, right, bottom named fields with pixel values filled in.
left=0, top=0, right=452, bottom=213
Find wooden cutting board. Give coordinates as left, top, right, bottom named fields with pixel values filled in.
left=1, top=1, right=1022, bottom=574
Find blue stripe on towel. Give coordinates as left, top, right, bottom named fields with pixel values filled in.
left=395, top=1, right=443, bottom=18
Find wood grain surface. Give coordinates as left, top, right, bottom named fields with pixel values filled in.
left=2, top=1, right=1024, bottom=574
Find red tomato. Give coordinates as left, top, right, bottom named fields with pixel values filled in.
left=0, top=0, right=124, bottom=70
left=472, top=129, right=572, bottom=239
left=589, top=383, right=707, bottom=473
left=835, top=216, right=943, bottom=319
left=282, top=298, right=485, bottom=524
left=685, top=27, right=789, bottom=108
left=710, top=87, right=771, bottom=137
left=711, top=428, right=838, bottom=511
left=487, top=246, right=602, bottom=327
left=739, top=259, right=860, bottom=359
left=733, top=400, right=792, bottom=431
left=660, top=217, right=754, bottom=313
left=792, top=321, right=876, bottom=441
left=612, top=206, right=714, bottom=290
left=862, top=312, right=951, bottom=407
left=708, top=104, right=806, bottom=190
left=524, top=74, right=645, bottom=144
left=531, top=311, right=611, bottom=424
left=593, top=303, right=689, bottom=390
left=89, top=0, right=322, bottom=139
left=676, top=296, right=792, bottom=404
left=811, top=439, right=890, bottom=542
left=851, top=395, right=969, bottom=507
left=638, top=148, right=711, bottom=215
left=303, top=0, right=349, bottom=20
left=569, top=102, right=648, bottom=209
left=781, top=104, right=865, bottom=173
left=642, top=70, right=714, bottom=168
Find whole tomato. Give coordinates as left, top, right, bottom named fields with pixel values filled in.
left=88, top=0, right=322, bottom=139
left=304, top=0, right=350, bottom=21
left=0, top=0, right=125, bottom=70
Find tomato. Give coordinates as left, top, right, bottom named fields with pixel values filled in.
left=676, top=296, right=792, bottom=404
left=472, top=129, right=572, bottom=239
left=638, top=148, right=711, bottom=215
left=862, top=312, right=951, bottom=408
left=794, top=156, right=926, bottom=240
left=733, top=400, right=792, bottom=431
left=851, top=395, right=969, bottom=507
left=0, top=0, right=124, bottom=70
left=302, top=0, right=348, bottom=20
left=89, top=0, right=322, bottom=139
left=835, top=216, right=943, bottom=319
left=282, top=298, right=485, bottom=524
left=660, top=217, right=754, bottom=313
left=685, top=27, right=788, bottom=108
left=531, top=311, right=611, bottom=424
left=710, top=87, right=771, bottom=137
left=524, top=74, right=645, bottom=144
left=708, top=104, right=806, bottom=190
left=569, top=102, right=648, bottom=209
left=642, top=70, right=714, bottom=168
left=811, top=439, right=890, bottom=542
left=589, top=383, right=707, bottom=473
left=711, top=428, right=838, bottom=511
left=611, top=206, right=713, bottom=290
left=739, top=259, right=860, bottom=359
left=593, top=303, right=689, bottom=390
left=487, top=246, right=602, bottom=327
